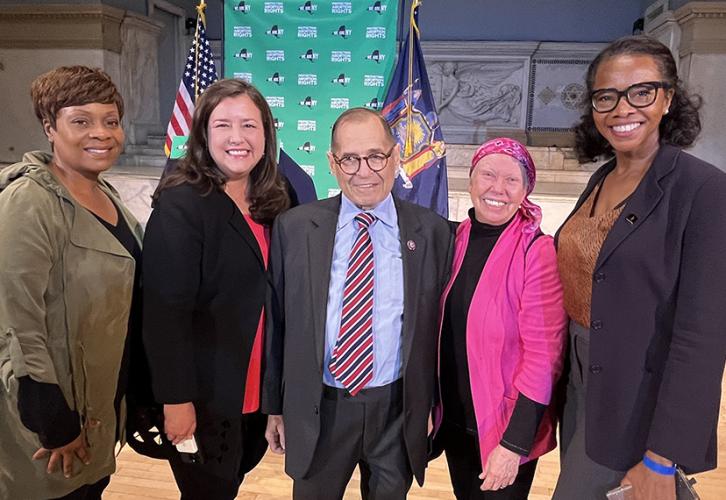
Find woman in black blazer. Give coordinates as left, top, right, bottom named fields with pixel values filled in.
left=143, top=79, right=290, bottom=499
left=552, top=36, right=726, bottom=500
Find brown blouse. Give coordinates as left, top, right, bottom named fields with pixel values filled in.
left=558, top=184, right=624, bottom=328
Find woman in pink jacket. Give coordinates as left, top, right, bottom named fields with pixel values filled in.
left=433, top=138, right=568, bottom=499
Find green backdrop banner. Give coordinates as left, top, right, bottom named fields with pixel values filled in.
left=224, top=0, right=400, bottom=198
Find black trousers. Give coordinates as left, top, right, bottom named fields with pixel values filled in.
left=168, top=411, right=267, bottom=500
left=293, top=380, right=413, bottom=500
left=437, top=422, right=537, bottom=500
left=552, top=322, right=626, bottom=499
left=50, top=476, right=110, bottom=500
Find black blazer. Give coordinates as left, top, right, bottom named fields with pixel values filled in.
left=143, top=183, right=267, bottom=418
left=261, top=195, right=454, bottom=484
left=556, top=144, right=726, bottom=473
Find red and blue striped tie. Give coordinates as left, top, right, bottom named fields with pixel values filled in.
left=329, top=212, right=376, bottom=396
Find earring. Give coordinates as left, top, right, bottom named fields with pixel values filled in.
left=664, top=109, right=670, bottom=115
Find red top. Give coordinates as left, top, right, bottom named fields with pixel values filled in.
left=242, top=214, right=269, bottom=414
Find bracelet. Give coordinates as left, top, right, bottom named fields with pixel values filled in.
left=642, top=454, right=676, bottom=475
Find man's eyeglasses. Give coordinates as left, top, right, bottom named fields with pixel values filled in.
left=332, top=146, right=396, bottom=175
left=590, top=81, right=672, bottom=113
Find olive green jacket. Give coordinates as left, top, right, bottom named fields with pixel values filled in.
left=0, top=152, right=142, bottom=498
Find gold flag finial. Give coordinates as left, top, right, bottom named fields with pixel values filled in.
left=192, top=1, right=208, bottom=99
left=196, top=0, right=207, bottom=25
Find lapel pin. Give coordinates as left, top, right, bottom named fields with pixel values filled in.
left=625, top=214, right=638, bottom=225
left=407, top=240, right=416, bottom=251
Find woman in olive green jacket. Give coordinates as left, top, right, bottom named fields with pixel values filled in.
left=0, top=67, right=142, bottom=499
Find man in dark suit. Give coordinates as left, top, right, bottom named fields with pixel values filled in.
left=262, top=108, right=453, bottom=499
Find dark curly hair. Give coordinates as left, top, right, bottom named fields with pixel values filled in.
left=31, top=65, right=124, bottom=130
left=154, top=79, right=289, bottom=225
left=574, top=35, right=702, bottom=162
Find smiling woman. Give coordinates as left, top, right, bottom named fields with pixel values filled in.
left=469, top=153, right=527, bottom=226
left=0, top=66, right=143, bottom=500
left=432, top=137, right=567, bottom=500
left=142, top=79, right=290, bottom=499
left=207, top=93, right=266, bottom=186
left=33, top=66, right=126, bottom=224
left=553, top=36, right=726, bottom=500
left=45, top=103, right=124, bottom=181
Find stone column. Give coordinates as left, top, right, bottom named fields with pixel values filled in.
left=0, top=4, right=166, bottom=160
left=118, top=13, right=164, bottom=146
left=672, top=2, right=726, bottom=168
left=644, top=0, right=682, bottom=57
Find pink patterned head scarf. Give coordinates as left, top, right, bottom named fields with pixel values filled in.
left=470, top=137, right=542, bottom=232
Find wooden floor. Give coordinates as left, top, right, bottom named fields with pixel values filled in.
left=106, top=378, right=726, bottom=499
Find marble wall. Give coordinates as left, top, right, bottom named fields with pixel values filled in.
left=0, top=48, right=117, bottom=162
left=102, top=167, right=161, bottom=227
left=683, top=52, right=726, bottom=167
left=0, top=4, right=164, bottom=163
left=646, top=1, right=726, bottom=170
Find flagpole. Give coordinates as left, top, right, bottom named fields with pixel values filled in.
left=405, top=0, right=421, bottom=159
left=194, top=1, right=207, bottom=100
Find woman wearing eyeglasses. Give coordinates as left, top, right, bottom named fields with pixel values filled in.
left=552, top=36, right=726, bottom=500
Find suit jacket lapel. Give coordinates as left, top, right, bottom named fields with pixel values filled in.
left=224, top=193, right=265, bottom=269
left=395, top=198, right=425, bottom=371
left=595, top=144, right=679, bottom=270
left=309, top=196, right=340, bottom=370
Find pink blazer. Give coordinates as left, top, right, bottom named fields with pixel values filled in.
left=435, top=210, right=567, bottom=467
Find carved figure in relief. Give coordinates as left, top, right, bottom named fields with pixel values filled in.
left=432, top=61, right=523, bottom=126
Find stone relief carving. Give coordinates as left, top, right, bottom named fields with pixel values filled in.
left=121, top=21, right=160, bottom=125
left=429, top=61, right=524, bottom=127
left=118, top=14, right=163, bottom=144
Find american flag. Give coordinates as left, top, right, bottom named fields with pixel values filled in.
left=164, top=2, right=218, bottom=157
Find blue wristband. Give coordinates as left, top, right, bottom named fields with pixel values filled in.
left=642, top=455, right=676, bottom=475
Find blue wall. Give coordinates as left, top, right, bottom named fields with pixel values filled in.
left=201, top=0, right=645, bottom=43
left=411, top=0, right=644, bottom=42
left=0, top=0, right=656, bottom=43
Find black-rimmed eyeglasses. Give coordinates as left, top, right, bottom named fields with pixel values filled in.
left=332, top=146, right=396, bottom=175
left=591, top=81, right=672, bottom=113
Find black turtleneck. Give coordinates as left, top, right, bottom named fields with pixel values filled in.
left=440, top=209, right=546, bottom=456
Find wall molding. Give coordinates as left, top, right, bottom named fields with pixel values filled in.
left=674, top=1, right=726, bottom=56
left=0, top=4, right=126, bottom=52
left=675, top=1, right=726, bottom=22
left=422, top=41, right=540, bottom=59
left=122, top=12, right=164, bottom=36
